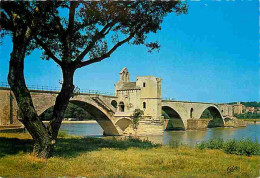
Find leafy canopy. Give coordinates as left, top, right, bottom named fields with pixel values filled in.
left=1, top=1, right=187, bottom=68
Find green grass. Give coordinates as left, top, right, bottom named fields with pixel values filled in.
left=240, top=118, right=260, bottom=122
left=0, top=133, right=259, bottom=177
left=197, top=138, right=260, bottom=156
left=57, top=130, right=69, bottom=138
left=0, top=133, right=158, bottom=158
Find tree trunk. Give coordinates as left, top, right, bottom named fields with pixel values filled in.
left=47, top=66, right=75, bottom=142
left=8, top=33, right=52, bottom=158
left=8, top=30, right=76, bottom=158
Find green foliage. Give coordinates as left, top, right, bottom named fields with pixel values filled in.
left=200, top=109, right=213, bottom=119
left=57, top=131, right=69, bottom=138
left=197, top=138, right=260, bottom=156
left=196, top=138, right=224, bottom=150
left=223, top=139, right=260, bottom=156
left=40, top=103, right=93, bottom=121
left=242, top=102, right=260, bottom=107
left=0, top=1, right=188, bottom=66
left=228, top=102, right=260, bottom=108
left=0, top=1, right=61, bottom=55
left=131, top=109, right=144, bottom=130
left=234, top=113, right=260, bottom=119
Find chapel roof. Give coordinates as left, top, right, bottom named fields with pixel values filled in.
left=117, top=82, right=140, bottom=91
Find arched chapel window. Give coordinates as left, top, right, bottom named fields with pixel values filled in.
left=143, top=102, right=146, bottom=109
left=119, top=102, right=125, bottom=112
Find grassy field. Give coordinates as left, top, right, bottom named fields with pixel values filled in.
left=0, top=133, right=259, bottom=177
left=241, top=118, right=260, bottom=122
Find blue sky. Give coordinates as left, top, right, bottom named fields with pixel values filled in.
left=0, top=1, right=259, bottom=103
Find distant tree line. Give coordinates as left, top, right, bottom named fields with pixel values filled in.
left=228, top=102, right=260, bottom=108
left=234, top=113, right=260, bottom=119
left=40, top=103, right=93, bottom=121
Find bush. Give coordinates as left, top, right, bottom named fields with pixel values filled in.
left=196, top=138, right=260, bottom=156
left=223, top=139, right=260, bottom=156
left=121, top=136, right=161, bottom=148
left=222, top=139, right=237, bottom=155
left=58, top=131, right=69, bottom=138
left=197, top=138, right=224, bottom=150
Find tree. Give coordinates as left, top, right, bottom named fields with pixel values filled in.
left=1, top=1, right=63, bottom=158
left=131, top=109, right=144, bottom=137
left=1, top=1, right=187, bottom=158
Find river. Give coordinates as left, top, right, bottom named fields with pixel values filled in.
left=60, top=122, right=260, bottom=147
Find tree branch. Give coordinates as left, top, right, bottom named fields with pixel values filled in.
left=77, top=33, right=134, bottom=68
left=50, top=9, right=64, bottom=33
left=65, top=1, right=78, bottom=59
left=34, top=36, right=62, bottom=66
left=67, top=1, right=77, bottom=36
left=0, top=11, right=14, bottom=31
left=74, top=19, right=118, bottom=63
left=49, top=9, right=70, bottom=60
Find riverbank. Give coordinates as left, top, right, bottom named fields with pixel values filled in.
left=0, top=133, right=259, bottom=177
left=42, top=120, right=97, bottom=124
left=240, top=119, right=260, bottom=124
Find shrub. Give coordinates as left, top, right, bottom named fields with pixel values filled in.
left=197, top=138, right=260, bottom=156
left=223, top=138, right=260, bottom=156
left=222, top=139, right=237, bottom=155
left=197, top=138, right=224, bottom=150
left=58, top=131, right=69, bottom=138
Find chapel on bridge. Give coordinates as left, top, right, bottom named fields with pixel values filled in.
left=114, top=67, right=162, bottom=120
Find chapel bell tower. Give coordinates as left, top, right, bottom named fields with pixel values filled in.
left=119, top=67, right=129, bottom=83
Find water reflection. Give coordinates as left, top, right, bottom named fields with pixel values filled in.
left=60, top=123, right=103, bottom=137
left=162, top=124, right=260, bottom=147
left=163, top=130, right=207, bottom=147
left=59, top=123, right=260, bottom=147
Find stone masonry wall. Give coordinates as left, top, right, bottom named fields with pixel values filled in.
left=0, top=89, right=21, bottom=126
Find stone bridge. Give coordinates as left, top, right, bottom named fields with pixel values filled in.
left=0, top=67, right=246, bottom=135
left=0, top=88, right=132, bottom=135
left=0, top=87, right=243, bottom=135
left=162, top=100, right=225, bottom=130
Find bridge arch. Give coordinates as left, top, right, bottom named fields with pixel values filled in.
left=162, top=106, right=185, bottom=130
left=190, top=108, right=193, bottom=118
left=39, top=99, right=122, bottom=136
left=197, top=105, right=224, bottom=128
left=223, top=116, right=231, bottom=122
left=115, top=117, right=132, bottom=132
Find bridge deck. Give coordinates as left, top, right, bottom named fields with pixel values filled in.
left=0, top=87, right=116, bottom=98
left=162, top=100, right=217, bottom=105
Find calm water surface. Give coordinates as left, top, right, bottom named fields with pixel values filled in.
left=60, top=123, right=260, bottom=147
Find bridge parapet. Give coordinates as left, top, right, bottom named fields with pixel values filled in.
left=0, top=82, right=115, bottom=96
left=162, top=99, right=217, bottom=105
